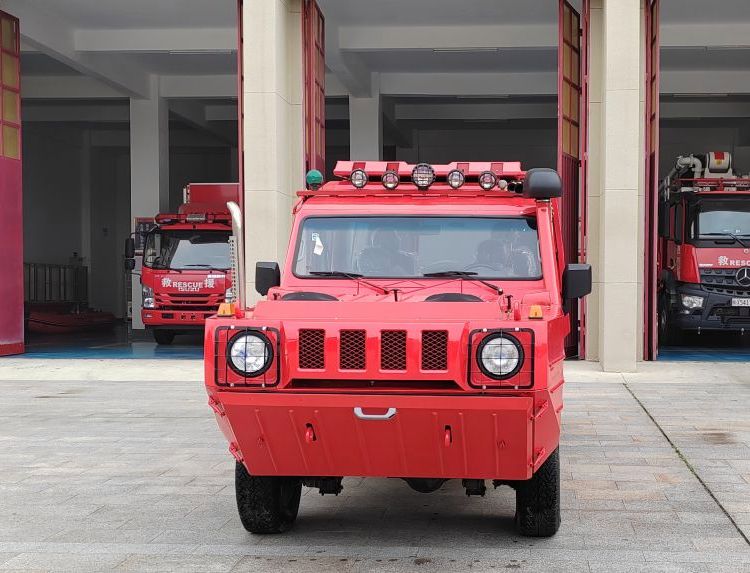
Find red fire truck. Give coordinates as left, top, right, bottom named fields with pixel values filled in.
left=204, top=162, right=591, bottom=537
left=658, top=152, right=750, bottom=342
left=125, top=183, right=239, bottom=345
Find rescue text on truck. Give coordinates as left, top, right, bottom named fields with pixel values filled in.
left=124, top=183, right=239, bottom=345
left=204, top=162, right=591, bottom=538
left=658, top=152, right=750, bottom=342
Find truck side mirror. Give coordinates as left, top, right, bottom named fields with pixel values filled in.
left=563, top=263, right=592, bottom=300
left=124, top=258, right=136, bottom=271
left=256, top=262, right=280, bottom=296
left=124, top=237, right=135, bottom=258
left=523, top=168, right=562, bottom=199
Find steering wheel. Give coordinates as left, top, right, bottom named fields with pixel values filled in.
left=463, top=263, right=501, bottom=273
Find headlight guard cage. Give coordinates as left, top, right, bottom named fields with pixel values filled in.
left=467, top=328, right=535, bottom=389
left=214, top=326, right=281, bottom=387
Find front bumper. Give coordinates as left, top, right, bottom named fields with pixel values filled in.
left=209, top=391, right=559, bottom=481
left=142, top=309, right=217, bottom=327
left=672, top=283, right=750, bottom=331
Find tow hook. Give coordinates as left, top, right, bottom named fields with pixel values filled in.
left=462, top=479, right=486, bottom=497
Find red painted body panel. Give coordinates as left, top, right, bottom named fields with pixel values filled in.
left=204, top=168, right=569, bottom=481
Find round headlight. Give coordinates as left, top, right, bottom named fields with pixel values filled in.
left=478, top=171, right=498, bottom=190
left=447, top=169, right=465, bottom=189
left=350, top=169, right=368, bottom=189
left=411, top=163, right=435, bottom=190
left=477, top=334, right=523, bottom=379
left=382, top=170, right=400, bottom=190
left=228, top=332, right=273, bottom=376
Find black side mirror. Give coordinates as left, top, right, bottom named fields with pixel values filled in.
left=124, top=258, right=136, bottom=271
left=563, top=263, right=592, bottom=300
left=255, top=262, right=280, bottom=296
left=523, top=168, right=562, bottom=199
left=124, top=237, right=135, bottom=258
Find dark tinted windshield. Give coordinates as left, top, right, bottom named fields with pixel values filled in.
left=293, top=216, right=541, bottom=279
left=690, top=199, right=750, bottom=239
left=144, top=230, right=231, bottom=270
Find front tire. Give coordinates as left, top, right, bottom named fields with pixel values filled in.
left=658, top=296, right=682, bottom=346
left=235, top=462, right=301, bottom=534
left=153, top=330, right=175, bottom=345
left=515, top=448, right=560, bottom=537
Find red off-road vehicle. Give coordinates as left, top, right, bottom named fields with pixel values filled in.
left=204, top=161, right=591, bottom=537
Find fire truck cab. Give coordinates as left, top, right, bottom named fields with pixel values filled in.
left=204, top=162, right=591, bottom=537
left=658, top=152, right=750, bottom=341
left=125, top=183, right=239, bottom=345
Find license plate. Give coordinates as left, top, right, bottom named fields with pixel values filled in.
left=731, top=298, right=750, bottom=307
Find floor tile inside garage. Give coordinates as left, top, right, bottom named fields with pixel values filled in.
left=0, top=359, right=748, bottom=572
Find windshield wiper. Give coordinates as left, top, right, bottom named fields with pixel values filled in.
left=182, top=264, right=227, bottom=271
left=308, top=270, right=390, bottom=294
left=700, top=232, right=750, bottom=248
left=423, top=271, right=503, bottom=295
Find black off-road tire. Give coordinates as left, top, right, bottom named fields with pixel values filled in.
left=153, top=330, right=175, bottom=345
left=658, top=296, right=683, bottom=347
left=515, top=447, right=560, bottom=537
left=235, top=462, right=301, bottom=534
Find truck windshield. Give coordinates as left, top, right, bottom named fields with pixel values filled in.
left=690, top=199, right=750, bottom=240
left=143, top=230, right=231, bottom=270
left=293, top=216, right=541, bottom=279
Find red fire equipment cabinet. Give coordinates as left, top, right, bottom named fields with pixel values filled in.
left=125, top=183, right=239, bottom=345
left=204, top=161, right=591, bottom=537
left=658, top=152, right=750, bottom=343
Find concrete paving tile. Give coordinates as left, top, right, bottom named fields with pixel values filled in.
left=0, top=552, right=128, bottom=572
left=115, top=553, right=242, bottom=572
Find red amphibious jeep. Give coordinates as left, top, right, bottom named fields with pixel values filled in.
left=204, top=161, right=591, bottom=537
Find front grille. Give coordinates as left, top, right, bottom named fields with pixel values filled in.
left=700, top=269, right=750, bottom=296
left=339, top=330, right=366, bottom=370
left=703, top=284, right=750, bottom=296
left=156, top=293, right=223, bottom=311
left=381, top=330, right=407, bottom=370
left=299, top=329, right=325, bottom=369
left=421, top=330, right=448, bottom=370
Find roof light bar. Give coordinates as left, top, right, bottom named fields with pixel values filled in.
left=411, top=163, right=435, bottom=190
left=350, top=169, right=368, bottom=189
left=382, top=170, right=400, bottom=190
left=478, top=171, right=498, bottom=190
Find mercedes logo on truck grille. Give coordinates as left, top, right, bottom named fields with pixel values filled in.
left=737, top=267, right=750, bottom=287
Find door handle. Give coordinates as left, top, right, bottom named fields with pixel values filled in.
left=353, top=407, right=397, bottom=420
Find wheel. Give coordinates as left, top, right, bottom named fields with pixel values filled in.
left=515, top=447, right=560, bottom=537
left=235, top=462, right=301, bottom=534
left=153, top=330, right=175, bottom=345
left=658, top=296, right=682, bottom=346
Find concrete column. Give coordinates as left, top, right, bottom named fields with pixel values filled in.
left=129, top=76, right=170, bottom=330
left=592, top=0, right=644, bottom=371
left=349, top=75, right=382, bottom=160
left=242, top=0, right=304, bottom=301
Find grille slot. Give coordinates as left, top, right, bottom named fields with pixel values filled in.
left=299, top=329, right=325, bottom=369
left=421, top=330, right=448, bottom=370
left=380, top=330, right=407, bottom=370
left=339, top=330, right=366, bottom=370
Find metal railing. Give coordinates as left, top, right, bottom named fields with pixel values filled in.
left=24, top=263, right=88, bottom=305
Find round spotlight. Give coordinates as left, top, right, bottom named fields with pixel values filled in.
left=477, top=334, right=523, bottom=380
left=228, top=332, right=273, bottom=377
left=447, top=169, right=465, bottom=189
left=497, top=179, right=509, bottom=191
left=411, top=163, right=436, bottom=190
left=350, top=169, right=368, bottom=189
left=478, top=171, right=498, bottom=190
left=382, top=170, right=400, bottom=190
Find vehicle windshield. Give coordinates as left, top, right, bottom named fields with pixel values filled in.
left=143, top=230, right=231, bottom=270
left=293, top=216, right=541, bottom=279
left=690, top=199, right=750, bottom=240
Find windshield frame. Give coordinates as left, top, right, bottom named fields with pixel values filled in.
left=142, top=228, right=232, bottom=271
left=290, top=214, right=544, bottom=282
left=686, top=195, right=750, bottom=246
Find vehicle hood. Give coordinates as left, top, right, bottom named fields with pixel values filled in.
left=693, top=246, right=750, bottom=269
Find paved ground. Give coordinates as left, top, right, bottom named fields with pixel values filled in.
left=0, top=360, right=749, bottom=572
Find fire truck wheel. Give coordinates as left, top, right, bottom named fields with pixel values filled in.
left=658, top=296, right=682, bottom=346
left=235, top=462, right=301, bottom=534
left=515, top=447, right=560, bottom=537
left=153, top=330, right=175, bottom=345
